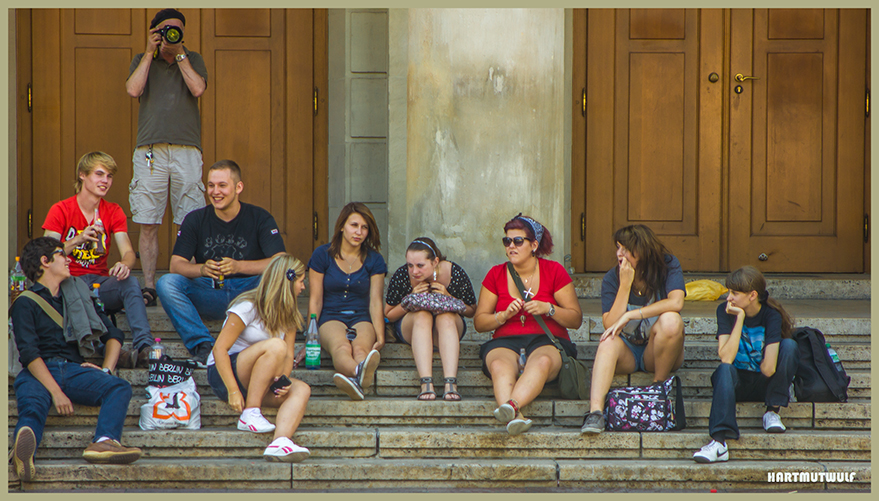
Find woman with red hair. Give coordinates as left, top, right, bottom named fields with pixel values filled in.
left=473, top=214, right=583, bottom=435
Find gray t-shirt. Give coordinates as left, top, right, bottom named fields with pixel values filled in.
left=600, top=254, right=686, bottom=313
left=129, top=47, right=208, bottom=149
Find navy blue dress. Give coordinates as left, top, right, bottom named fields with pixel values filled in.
left=308, top=243, right=387, bottom=327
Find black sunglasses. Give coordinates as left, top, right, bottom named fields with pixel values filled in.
left=502, top=236, right=531, bottom=248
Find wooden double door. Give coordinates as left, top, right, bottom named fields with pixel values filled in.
left=573, top=9, right=868, bottom=273
left=15, top=8, right=329, bottom=267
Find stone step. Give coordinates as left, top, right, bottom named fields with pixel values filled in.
left=9, top=396, right=870, bottom=430
left=10, top=458, right=870, bottom=491
left=8, top=427, right=869, bottom=462
left=119, top=270, right=873, bottom=301
left=572, top=273, right=870, bottom=300
left=9, top=363, right=872, bottom=400
left=114, top=298, right=871, bottom=344
left=94, top=337, right=872, bottom=372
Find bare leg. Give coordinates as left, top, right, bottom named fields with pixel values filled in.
left=508, top=344, right=561, bottom=415
left=103, top=338, right=122, bottom=372
left=485, top=348, right=519, bottom=407
left=402, top=311, right=436, bottom=396
left=434, top=312, right=463, bottom=397
left=233, top=337, right=288, bottom=409
left=262, top=379, right=311, bottom=441
left=321, top=322, right=358, bottom=376
left=643, top=312, right=685, bottom=381
left=589, top=336, right=637, bottom=413
left=139, top=224, right=160, bottom=290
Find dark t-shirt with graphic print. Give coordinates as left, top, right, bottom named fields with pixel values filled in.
left=172, top=202, right=285, bottom=279
left=716, top=303, right=783, bottom=372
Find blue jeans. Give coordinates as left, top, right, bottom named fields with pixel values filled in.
left=707, top=338, right=799, bottom=440
left=81, top=274, right=153, bottom=351
left=156, top=273, right=261, bottom=353
left=14, top=360, right=132, bottom=448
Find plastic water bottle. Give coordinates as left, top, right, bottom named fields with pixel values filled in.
left=825, top=343, right=843, bottom=374
left=305, top=314, right=321, bottom=370
left=518, top=348, right=527, bottom=375
left=10, top=256, right=26, bottom=295
left=91, top=283, right=104, bottom=313
left=149, top=338, right=165, bottom=361
left=93, top=208, right=106, bottom=255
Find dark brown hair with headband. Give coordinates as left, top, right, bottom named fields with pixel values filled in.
left=407, top=237, right=446, bottom=262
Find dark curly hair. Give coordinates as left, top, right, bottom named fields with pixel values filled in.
left=21, top=237, right=64, bottom=283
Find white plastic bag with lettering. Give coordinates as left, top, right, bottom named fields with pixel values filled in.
left=139, top=377, right=201, bottom=430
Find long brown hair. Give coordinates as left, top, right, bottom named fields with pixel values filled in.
left=613, top=224, right=671, bottom=300
left=725, top=265, right=794, bottom=339
left=328, top=202, right=382, bottom=261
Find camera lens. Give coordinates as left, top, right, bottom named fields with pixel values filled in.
left=161, top=25, right=183, bottom=44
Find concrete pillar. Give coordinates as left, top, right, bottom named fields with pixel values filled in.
left=389, top=8, right=567, bottom=281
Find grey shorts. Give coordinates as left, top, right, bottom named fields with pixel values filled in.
left=129, top=144, right=205, bottom=225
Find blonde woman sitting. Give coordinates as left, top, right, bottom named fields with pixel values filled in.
left=207, top=254, right=311, bottom=462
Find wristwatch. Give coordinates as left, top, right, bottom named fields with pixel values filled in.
left=175, top=53, right=187, bottom=62
left=548, top=304, right=556, bottom=317
left=101, top=367, right=112, bottom=376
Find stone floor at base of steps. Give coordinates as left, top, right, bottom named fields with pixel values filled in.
left=9, top=458, right=870, bottom=492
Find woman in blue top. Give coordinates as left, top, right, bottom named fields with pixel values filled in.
left=581, top=224, right=686, bottom=434
left=693, top=266, right=797, bottom=463
left=306, top=202, right=387, bottom=401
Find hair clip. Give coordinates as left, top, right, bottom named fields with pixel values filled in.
left=286, top=268, right=296, bottom=281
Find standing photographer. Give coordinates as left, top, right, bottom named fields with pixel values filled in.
left=125, top=8, right=208, bottom=307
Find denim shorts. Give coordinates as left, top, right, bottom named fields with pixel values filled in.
left=207, top=352, right=248, bottom=402
left=318, top=310, right=372, bottom=329
left=479, top=334, right=578, bottom=380
left=390, top=314, right=467, bottom=344
left=620, top=335, right=648, bottom=372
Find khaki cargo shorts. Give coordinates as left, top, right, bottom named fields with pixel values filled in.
left=129, top=144, right=206, bottom=225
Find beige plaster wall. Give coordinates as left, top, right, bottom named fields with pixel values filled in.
left=390, top=8, right=567, bottom=282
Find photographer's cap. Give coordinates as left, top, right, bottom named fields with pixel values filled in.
left=150, top=8, right=186, bottom=29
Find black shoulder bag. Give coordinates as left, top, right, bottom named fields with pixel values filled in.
left=506, top=262, right=590, bottom=400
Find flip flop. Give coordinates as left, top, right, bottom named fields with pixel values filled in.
left=142, top=287, right=157, bottom=307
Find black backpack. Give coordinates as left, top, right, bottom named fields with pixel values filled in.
left=792, top=327, right=850, bottom=402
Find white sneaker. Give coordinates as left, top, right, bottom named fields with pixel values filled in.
left=263, top=436, right=310, bottom=463
left=358, top=349, right=381, bottom=389
left=693, top=440, right=729, bottom=463
left=237, top=408, right=276, bottom=433
left=763, top=411, right=786, bottom=433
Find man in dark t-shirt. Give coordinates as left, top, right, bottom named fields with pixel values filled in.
left=11, top=237, right=141, bottom=481
left=156, top=160, right=286, bottom=365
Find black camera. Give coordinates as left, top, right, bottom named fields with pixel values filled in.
left=157, top=25, right=183, bottom=44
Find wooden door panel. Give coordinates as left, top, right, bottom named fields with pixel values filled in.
left=728, top=9, right=864, bottom=272
left=586, top=8, right=721, bottom=272
left=25, top=8, right=326, bottom=270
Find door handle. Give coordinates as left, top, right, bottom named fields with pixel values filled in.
left=735, top=73, right=759, bottom=82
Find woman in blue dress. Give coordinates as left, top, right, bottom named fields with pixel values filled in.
left=306, top=202, right=387, bottom=400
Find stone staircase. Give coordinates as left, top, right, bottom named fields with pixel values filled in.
left=8, top=273, right=871, bottom=492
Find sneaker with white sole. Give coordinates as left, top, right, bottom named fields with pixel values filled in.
left=357, top=349, right=381, bottom=389
left=763, top=411, right=786, bottom=433
left=580, top=410, right=605, bottom=434
left=693, top=440, right=729, bottom=463
left=263, top=436, right=310, bottom=463
left=333, top=373, right=365, bottom=401
left=238, top=408, right=276, bottom=433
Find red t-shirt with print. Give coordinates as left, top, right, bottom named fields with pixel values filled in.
left=481, top=258, right=572, bottom=340
left=42, top=196, right=128, bottom=276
